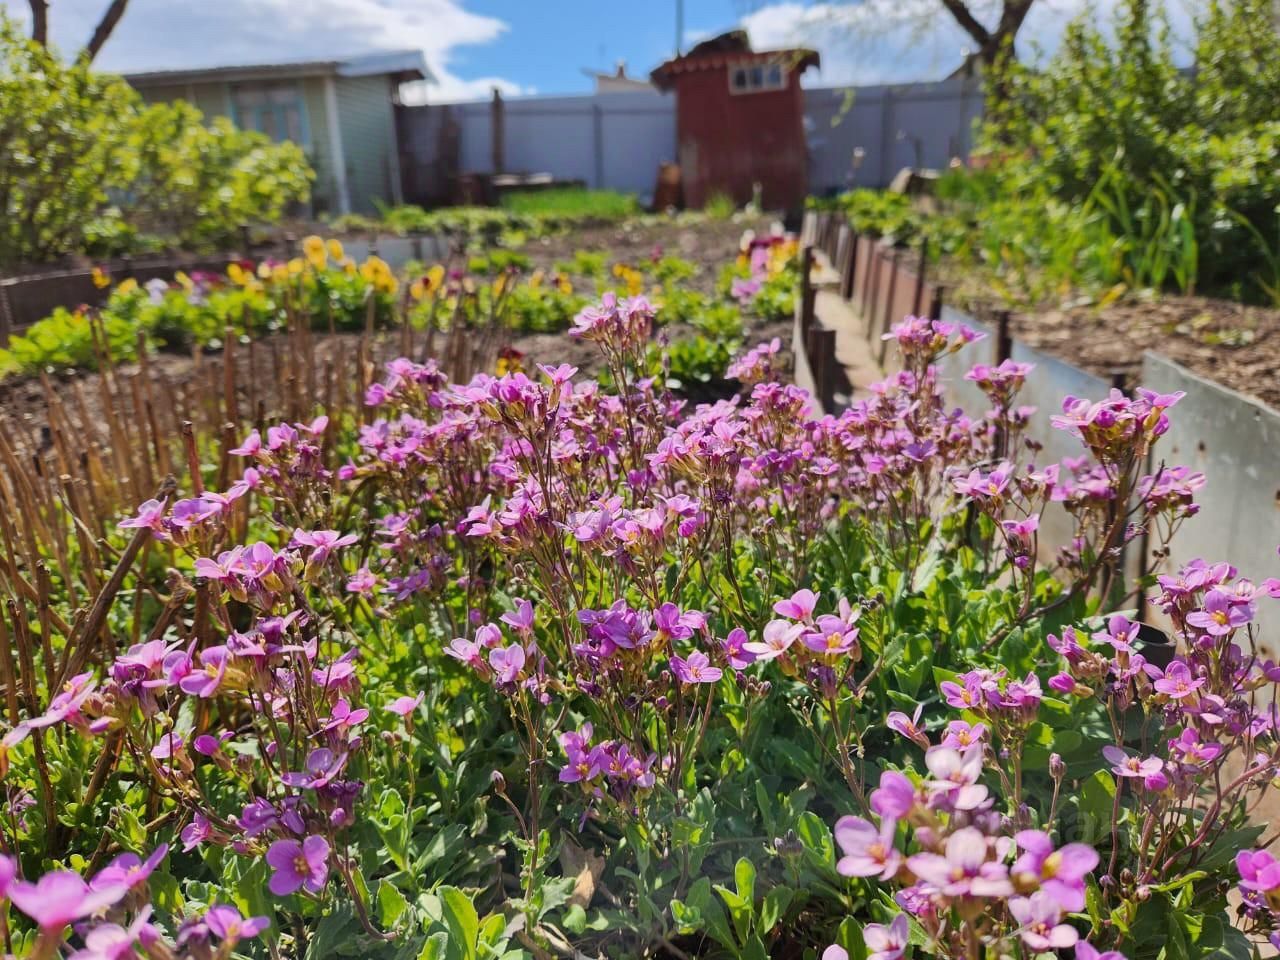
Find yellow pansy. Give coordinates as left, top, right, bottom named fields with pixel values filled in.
left=116, top=278, right=138, bottom=295
left=91, top=266, right=110, bottom=289
left=302, top=235, right=327, bottom=269
left=326, top=238, right=345, bottom=261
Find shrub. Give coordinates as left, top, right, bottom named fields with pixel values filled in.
left=978, top=0, right=1280, bottom=304
left=0, top=13, right=313, bottom=268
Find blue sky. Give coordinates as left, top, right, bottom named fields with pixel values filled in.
left=0, top=0, right=1196, bottom=102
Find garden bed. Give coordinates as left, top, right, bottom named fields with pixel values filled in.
left=1005, top=294, right=1280, bottom=410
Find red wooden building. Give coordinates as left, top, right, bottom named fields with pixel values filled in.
left=651, top=32, right=818, bottom=212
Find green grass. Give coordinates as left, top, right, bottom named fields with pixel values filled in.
left=499, top=187, right=640, bottom=220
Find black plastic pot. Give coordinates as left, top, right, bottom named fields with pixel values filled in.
left=1132, top=621, right=1175, bottom=670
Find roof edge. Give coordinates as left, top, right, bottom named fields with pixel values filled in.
left=650, top=48, right=819, bottom=91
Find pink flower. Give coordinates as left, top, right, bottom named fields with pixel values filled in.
left=1103, top=745, right=1163, bottom=783
left=91, top=845, right=168, bottom=892
left=7, top=871, right=127, bottom=932
left=743, top=619, right=803, bottom=662
left=181, top=813, right=212, bottom=852
left=386, top=692, right=425, bottom=718
left=870, top=770, right=918, bottom=820
left=834, top=816, right=902, bottom=880
left=1153, top=661, right=1204, bottom=699
left=229, top=429, right=263, bottom=457
left=670, top=651, right=723, bottom=684
left=1076, top=943, right=1128, bottom=960
left=179, top=646, right=229, bottom=698
left=205, top=904, right=270, bottom=943
left=1012, top=830, right=1098, bottom=911
left=266, top=836, right=330, bottom=896
left=773, top=588, right=818, bottom=622
left=940, top=720, right=986, bottom=750
left=721, top=628, right=756, bottom=670
left=559, top=724, right=597, bottom=783
left=346, top=567, right=378, bottom=595
left=1092, top=614, right=1138, bottom=652
left=489, top=644, right=526, bottom=685
left=886, top=705, right=929, bottom=749
left=924, top=744, right=989, bottom=810
left=27, top=671, right=97, bottom=730
left=1010, top=892, right=1079, bottom=951
left=500, top=599, right=536, bottom=635
left=906, top=827, right=1012, bottom=898
left=864, top=914, right=909, bottom=960
left=321, top=698, right=369, bottom=734
left=1186, top=589, right=1252, bottom=636
left=1237, top=849, right=1280, bottom=893
left=118, top=498, right=168, bottom=540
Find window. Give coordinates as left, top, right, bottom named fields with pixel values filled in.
left=231, top=82, right=308, bottom=145
left=728, top=61, right=787, bottom=94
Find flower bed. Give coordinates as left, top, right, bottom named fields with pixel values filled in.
left=0, top=269, right=1277, bottom=960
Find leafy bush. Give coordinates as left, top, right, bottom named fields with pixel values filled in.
left=978, top=0, right=1280, bottom=304
left=0, top=13, right=312, bottom=267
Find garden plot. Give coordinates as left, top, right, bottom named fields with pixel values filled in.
left=1, top=213, right=1278, bottom=960
left=1006, top=296, right=1280, bottom=411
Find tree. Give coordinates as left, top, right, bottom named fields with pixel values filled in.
left=26, top=0, right=131, bottom=63
left=939, top=0, right=1036, bottom=72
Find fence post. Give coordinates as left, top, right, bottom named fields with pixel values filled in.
left=863, top=243, right=881, bottom=344
left=0, top=283, right=11, bottom=347
left=927, top=284, right=946, bottom=322
left=841, top=226, right=857, bottom=300
left=491, top=87, right=505, bottom=174
left=994, top=309, right=1012, bottom=364
left=801, top=246, right=816, bottom=338
left=876, top=246, right=901, bottom=365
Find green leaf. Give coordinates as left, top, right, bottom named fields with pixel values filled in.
left=673, top=877, right=735, bottom=951
left=438, top=886, right=479, bottom=960
left=378, top=880, right=410, bottom=929
left=758, top=886, right=794, bottom=933
left=417, top=932, right=451, bottom=960
left=734, top=856, right=757, bottom=906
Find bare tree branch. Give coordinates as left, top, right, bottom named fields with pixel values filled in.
left=938, top=0, right=993, bottom=49
left=81, top=0, right=130, bottom=63
left=28, top=0, right=48, bottom=46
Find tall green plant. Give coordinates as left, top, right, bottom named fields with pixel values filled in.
left=0, top=11, right=313, bottom=267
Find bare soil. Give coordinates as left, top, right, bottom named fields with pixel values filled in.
left=1004, top=295, right=1280, bottom=409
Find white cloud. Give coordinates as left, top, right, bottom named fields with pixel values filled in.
left=738, top=0, right=1198, bottom=87
left=0, top=0, right=528, bottom=101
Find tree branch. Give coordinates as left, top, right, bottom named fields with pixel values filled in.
left=81, top=0, right=129, bottom=63
left=938, top=0, right=993, bottom=49
left=28, top=0, right=48, bottom=46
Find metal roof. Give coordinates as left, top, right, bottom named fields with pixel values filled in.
left=124, top=50, right=432, bottom=87
left=650, top=48, right=819, bottom=91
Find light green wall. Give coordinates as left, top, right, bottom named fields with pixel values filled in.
left=127, top=76, right=363, bottom=216
left=333, top=74, right=398, bottom=215
left=299, top=78, right=339, bottom=216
